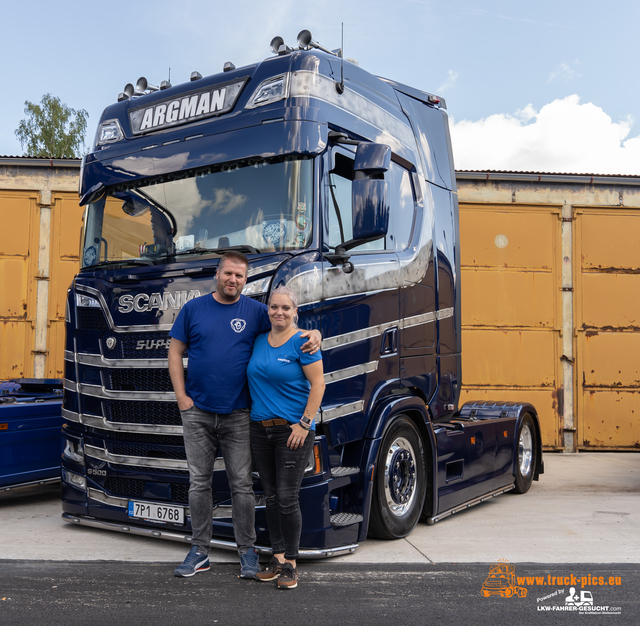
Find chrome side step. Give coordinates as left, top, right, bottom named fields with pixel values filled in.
left=427, top=484, right=515, bottom=524
left=61, top=513, right=358, bottom=559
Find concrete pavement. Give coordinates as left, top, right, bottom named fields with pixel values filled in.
left=1, top=452, right=638, bottom=564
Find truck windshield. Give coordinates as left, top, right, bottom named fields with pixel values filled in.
left=80, top=158, right=314, bottom=268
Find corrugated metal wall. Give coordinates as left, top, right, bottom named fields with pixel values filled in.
left=458, top=173, right=640, bottom=450
left=458, top=203, right=563, bottom=449
left=0, top=159, right=81, bottom=380
left=575, top=206, right=640, bottom=449
left=0, top=191, right=40, bottom=378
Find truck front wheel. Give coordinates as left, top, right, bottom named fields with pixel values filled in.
left=368, top=416, right=426, bottom=540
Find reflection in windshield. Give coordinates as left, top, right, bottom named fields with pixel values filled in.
left=80, top=158, right=314, bottom=268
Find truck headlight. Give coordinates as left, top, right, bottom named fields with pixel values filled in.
left=96, top=119, right=124, bottom=145
left=75, top=294, right=101, bottom=308
left=245, top=74, right=289, bottom=109
left=62, top=468, right=87, bottom=491
left=242, top=276, right=272, bottom=297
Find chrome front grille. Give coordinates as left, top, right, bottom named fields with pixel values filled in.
left=102, top=400, right=183, bottom=425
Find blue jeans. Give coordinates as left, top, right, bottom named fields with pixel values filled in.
left=181, top=405, right=255, bottom=554
left=250, top=421, right=313, bottom=560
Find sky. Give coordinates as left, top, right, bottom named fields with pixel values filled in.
left=1, top=0, right=639, bottom=175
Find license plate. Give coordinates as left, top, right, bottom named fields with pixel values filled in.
left=128, top=501, right=185, bottom=525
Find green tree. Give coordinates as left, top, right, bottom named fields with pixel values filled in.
left=15, top=93, right=89, bottom=158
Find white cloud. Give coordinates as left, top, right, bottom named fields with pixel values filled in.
left=548, top=62, right=581, bottom=83
left=449, top=95, right=640, bottom=175
left=437, top=70, right=458, bottom=94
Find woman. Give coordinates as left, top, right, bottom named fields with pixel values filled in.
left=247, top=286, right=325, bottom=589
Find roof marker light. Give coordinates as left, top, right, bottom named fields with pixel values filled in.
left=223, top=62, right=236, bottom=72
left=190, top=71, right=202, bottom=81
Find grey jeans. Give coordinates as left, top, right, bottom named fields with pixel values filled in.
left=181, top=405, right=256, bottom=554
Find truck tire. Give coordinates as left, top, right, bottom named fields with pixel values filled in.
left=513, top=413, right=537, bottom=494
left=368, top=416, right=426, bottom=540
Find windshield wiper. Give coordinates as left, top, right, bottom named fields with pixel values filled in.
left=83, top=258, right=155, bottom=270
left=172, top=245, right=259, bottom=257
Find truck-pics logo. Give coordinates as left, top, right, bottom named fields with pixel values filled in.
left=118, top=290, right=200, bottom=313
left=481, top=560, right=527, bottom=598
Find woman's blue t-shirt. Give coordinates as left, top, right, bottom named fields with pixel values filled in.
left=247, top=332, right=322, bottom=430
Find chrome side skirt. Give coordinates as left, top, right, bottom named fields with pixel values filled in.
left=427, top=484, right=515, bottom=524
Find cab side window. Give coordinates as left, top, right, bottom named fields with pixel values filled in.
left=327, top=152, right=415, bottom=253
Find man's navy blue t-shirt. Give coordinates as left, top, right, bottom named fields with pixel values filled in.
left=169, top=294, right=270, bottom=413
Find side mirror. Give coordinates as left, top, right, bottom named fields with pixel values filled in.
left=352, top=179, right=389, bottom=242
left=354, top=142, right=391, bottom=174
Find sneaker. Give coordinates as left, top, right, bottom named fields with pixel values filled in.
left=255, top=556, right=283, bottom=582
left=277, top=562, right=298, bottom=589
left=174, top=546, right=210, bottom=577
left=239, top=548, right=260, bottom=579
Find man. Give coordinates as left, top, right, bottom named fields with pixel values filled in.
left=168, top=251, right=320, bottom=578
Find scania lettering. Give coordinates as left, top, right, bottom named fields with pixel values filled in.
left=61, top=30, right=543, bottom=556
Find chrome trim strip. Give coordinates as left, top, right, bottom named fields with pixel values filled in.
left=76, top=353, right=187, bottom=369
left=324, top=361, right=378, bottom=384
left=112, top=324, right=174, bottom=332
left=61, top=408, right=82, bottom=423
left=64, top=350, right=75, bottom=362
left=427, top=484, right=515, bottom=524
left=79, top=383, right=176, bottom=401
left=321, top=310, right=438, bottom=350
left=82, top=413, right=183, bottom=435
left=88, top=488, right=129, bottom=509
left=401, top=312, right=436, bottom=328
left=64, top=379, right=78, bottom=392
left=321, top=401, right=365, bottom=423
left=321, top=322, right=397, bottom=350
left=85, top=444, right=188, bottom=470
left=437, top=307, right=454, bottom=320
left=61, top=513, right=359, bottom=558
left=85, top=444, right=225, bottom=471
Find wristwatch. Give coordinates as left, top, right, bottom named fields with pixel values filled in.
left=300, top=415, right=313, bottom=429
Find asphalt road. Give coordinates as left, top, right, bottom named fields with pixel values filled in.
left=1, top=561, right=637, bottom=626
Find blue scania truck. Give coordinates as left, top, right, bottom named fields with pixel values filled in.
left=61, top=31, right=543, bottom=556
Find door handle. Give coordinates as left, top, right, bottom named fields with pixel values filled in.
left=380, top=327, right=398, bottom=355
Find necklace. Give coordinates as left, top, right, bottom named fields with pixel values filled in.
left=268, top=329, right=297, bottom=348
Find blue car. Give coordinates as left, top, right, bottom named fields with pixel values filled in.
left=0, top=379, right=63, bottom=490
